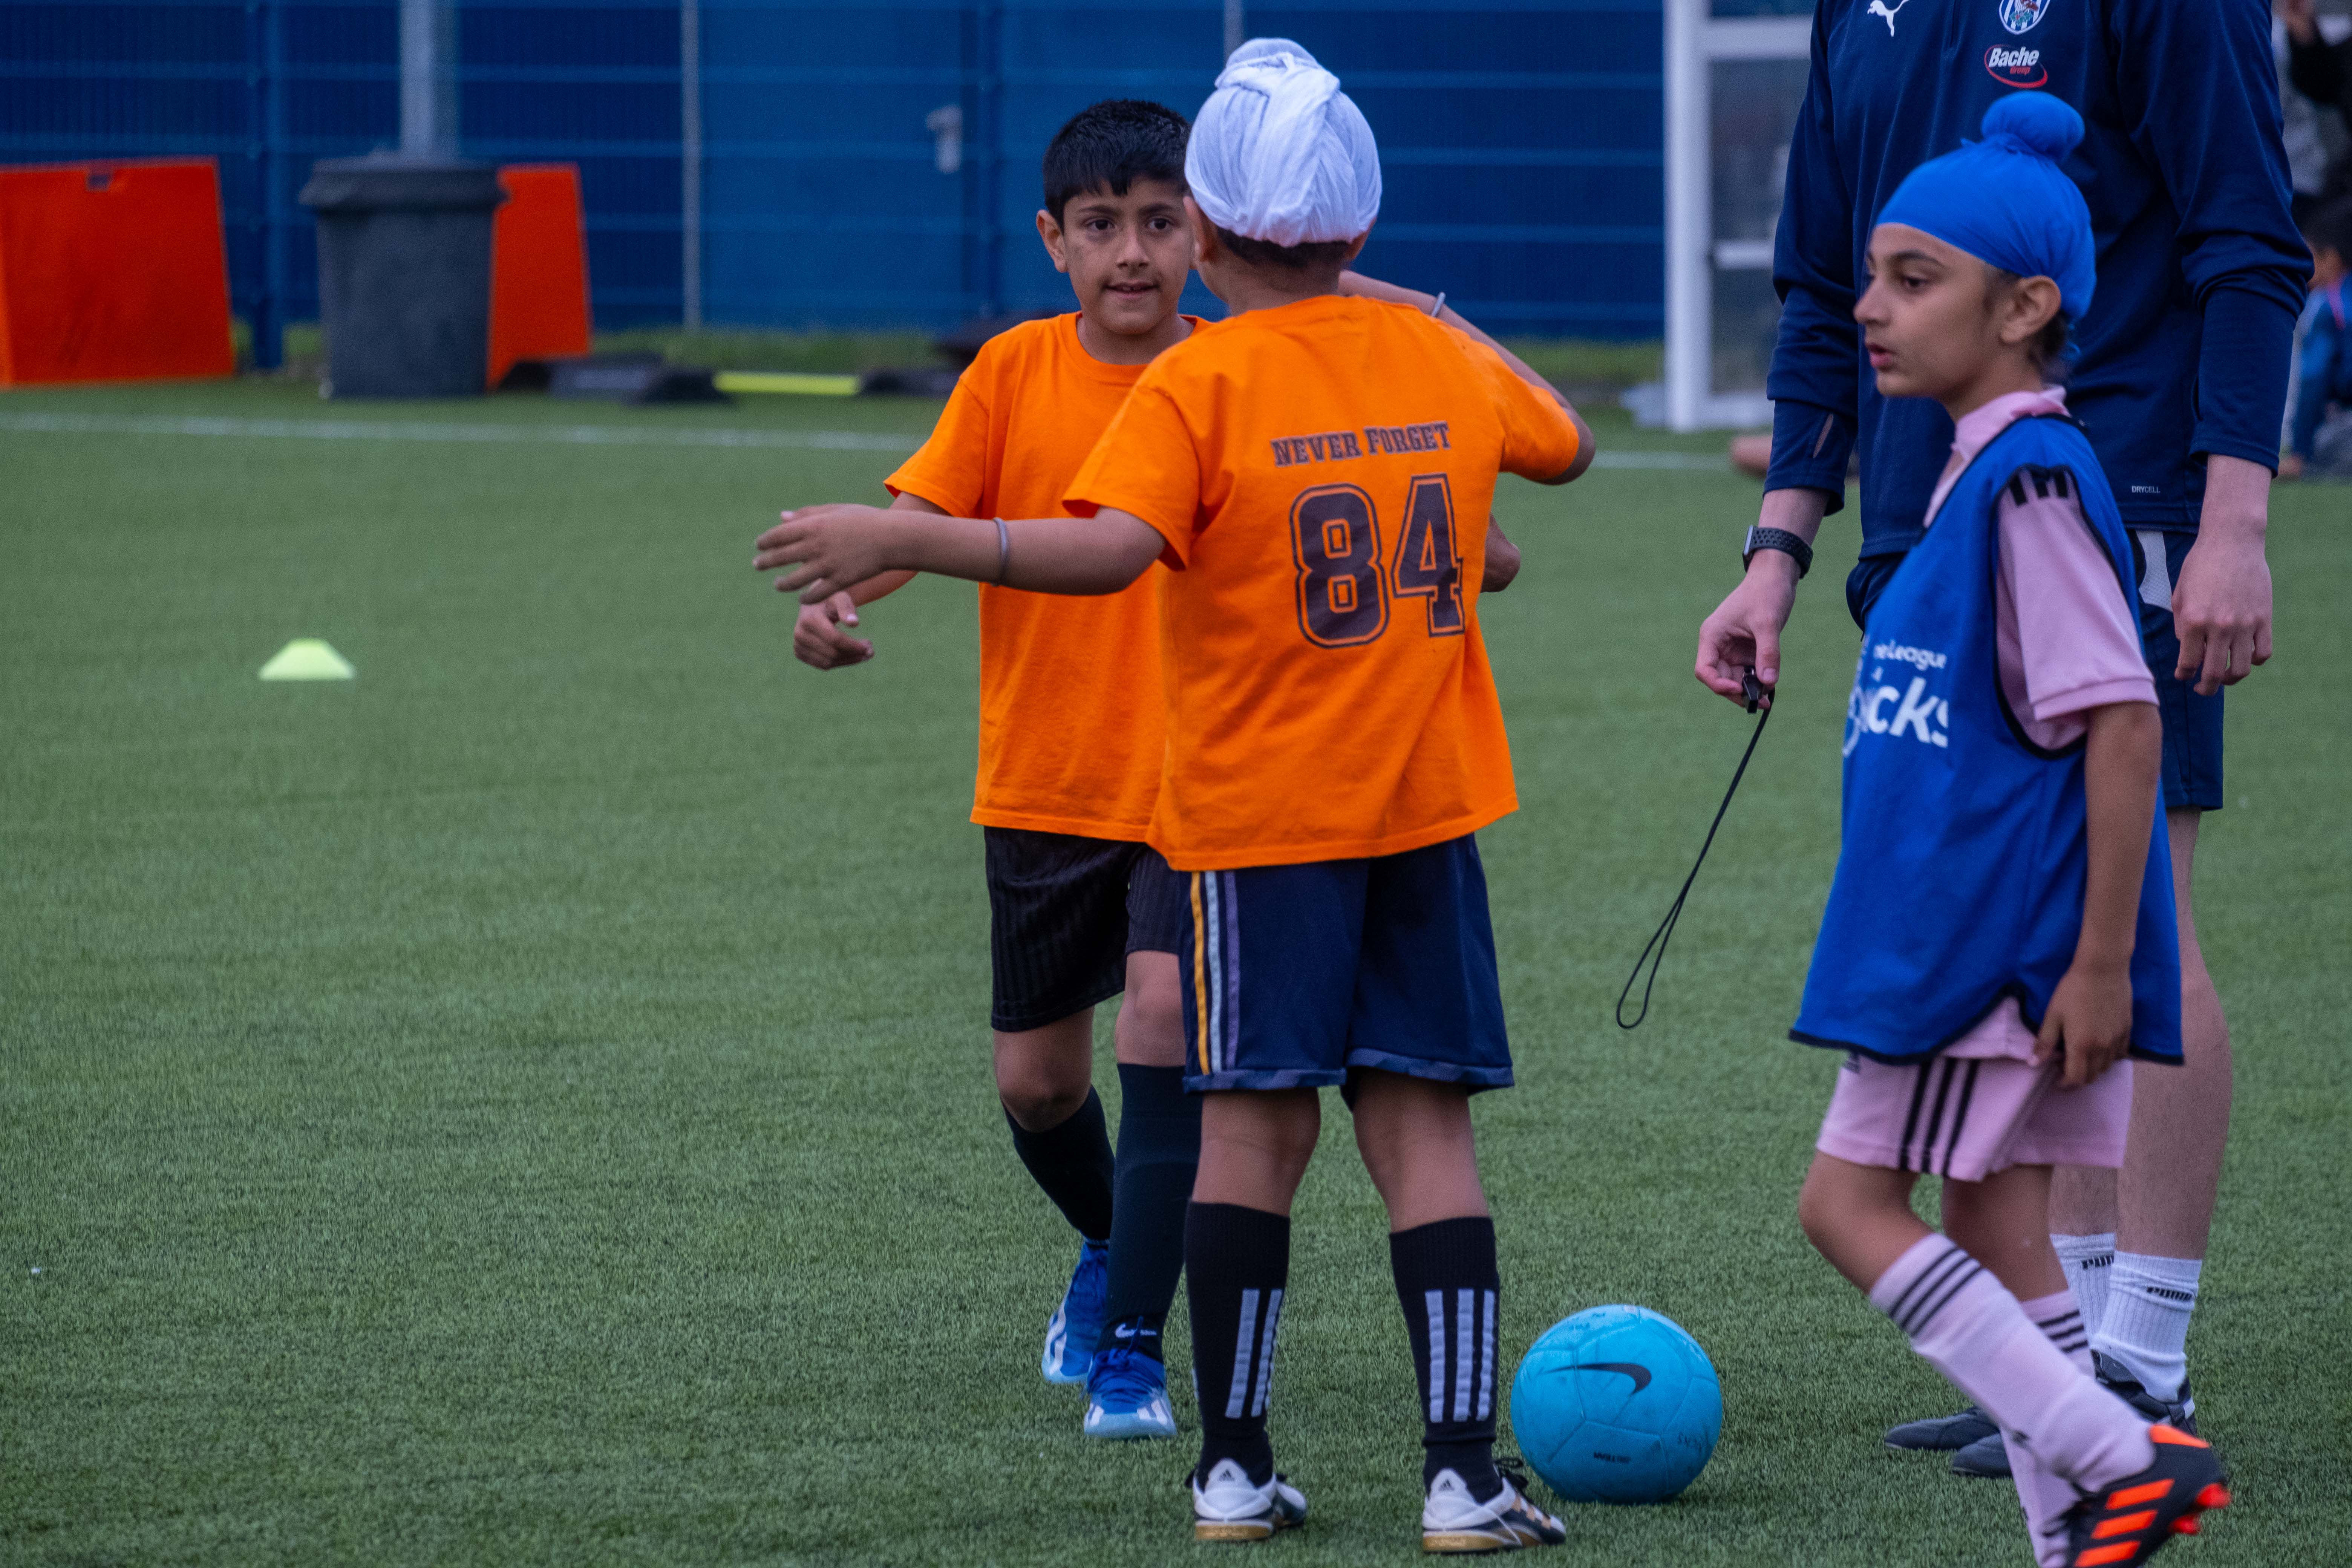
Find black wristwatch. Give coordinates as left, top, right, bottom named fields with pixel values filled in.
left=1743, top=525, right=1813, bottom=578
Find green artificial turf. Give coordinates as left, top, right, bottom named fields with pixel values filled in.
left=234, top=323, right=1668, bottom=402
left=2, top=378, right=2345, bottom=1566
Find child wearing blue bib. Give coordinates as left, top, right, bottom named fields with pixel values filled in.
left=1787, top=97, right=2230, bottom=1568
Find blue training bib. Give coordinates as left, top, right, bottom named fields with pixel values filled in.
left=1792, top=415, right=2182, bottom=1064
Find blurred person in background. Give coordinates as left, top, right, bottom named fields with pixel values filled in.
left=2282, top=0, right=2352, bottom=217
left=2284, top=198, right=2352, bottom=479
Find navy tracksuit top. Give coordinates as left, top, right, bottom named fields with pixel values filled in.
left=1764, top=0, right=2311, bottom=557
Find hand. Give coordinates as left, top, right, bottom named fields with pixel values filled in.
left=794, top=590, right=874, bottom=669
left=2172, top=463, right=2274, bottom=694
left=755, top=504, right=899, bottom=603
left=1695, top=554, right=1799, bottom=704
left=2034, top=960, right=2134, bottom=1087
left=2280, top=0, right=2319, bottom=43
left=1335, top=270, right=1430, bottom=311
left=1481, top=517, right=1521, bottom=593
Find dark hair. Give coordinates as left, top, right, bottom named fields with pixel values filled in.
left=2307, top=198, right=2352, bottom=262
left=1988, top=267, right=2073, bottom=374
left=1043, top=100, right=1190, bottom=223
left=1209, top=223, right=1356, bottom=274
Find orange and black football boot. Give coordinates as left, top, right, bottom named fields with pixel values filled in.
left=2061, top=1424, right=2231, bottom=1566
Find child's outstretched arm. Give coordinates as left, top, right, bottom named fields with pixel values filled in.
left=756, top=503, right=1164, bottom=604
left=787, top=494, right=937, bottom=670
left=2035, top=700, right=2164, bottom=1086
left=1338, top=270, right=1596, bottom=478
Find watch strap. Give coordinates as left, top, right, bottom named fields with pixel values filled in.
left=1744, top=525, right=1813, bottom=578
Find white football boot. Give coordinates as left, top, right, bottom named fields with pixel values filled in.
left=1420, top=1467, right=1567, bottom=1553
left=1191, top=1458, right=1308, bottom=1542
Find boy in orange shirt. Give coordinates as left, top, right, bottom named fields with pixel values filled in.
left=758, top=43, right=1593, bottom=1550
left=788, top=101, right=1202, bottom=1440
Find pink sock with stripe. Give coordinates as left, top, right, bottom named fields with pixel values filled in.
left=2007, top=1288, right=2097, bottom=1567
left=1870, top=1236, right=2152, bottom=1493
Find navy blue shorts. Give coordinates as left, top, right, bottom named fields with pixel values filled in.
left=984, top=828, right=1187, bottom=1034
left=2127, top=528, right=2225, bottom=812
left=1179, top=835, right=1512, bottom=1095
left=1846, top=533, right=2221, bottom=812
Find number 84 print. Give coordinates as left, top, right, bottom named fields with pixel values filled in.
left=1292, top=475, right=1482, bottom=648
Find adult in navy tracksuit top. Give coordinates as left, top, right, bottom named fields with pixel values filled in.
left=1720, top=0, right=2307, bottom=721
left=1688, top=0, right=2307, bottom=1454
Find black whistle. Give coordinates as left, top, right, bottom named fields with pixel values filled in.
left=1740, top=666, right=1766, bottom=714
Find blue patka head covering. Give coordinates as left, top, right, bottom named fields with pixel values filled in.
left=1876, top=92, right=2095, bottom=319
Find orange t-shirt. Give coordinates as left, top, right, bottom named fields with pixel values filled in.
left=887, top=313, right=1193, bottom=841
left=1065, top=296, right=1582, bottom=871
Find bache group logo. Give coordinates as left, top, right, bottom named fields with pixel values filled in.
left=1985, top=44, right=2048, bottom=86
left=1988, top=0, right=2051, bottom=85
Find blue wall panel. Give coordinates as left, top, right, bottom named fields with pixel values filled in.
left=0, top=0, right=1664, bottom=345
left=457, top=1, right=683, bottom=318
left=0, top=0, right=400, bottom=363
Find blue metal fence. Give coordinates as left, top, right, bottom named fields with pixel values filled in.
left=0, top=0, right=1663, bottom=358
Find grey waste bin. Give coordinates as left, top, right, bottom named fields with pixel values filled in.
left=298, top=156, right=505, bottom=398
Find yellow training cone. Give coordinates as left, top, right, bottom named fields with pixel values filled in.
left=259, top=639, right=355, bottom=681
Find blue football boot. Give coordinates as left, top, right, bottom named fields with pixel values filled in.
left=1082, top=1342, right=1178, bottom=1439
left=1040, top=1237, right=1109, bottom=1385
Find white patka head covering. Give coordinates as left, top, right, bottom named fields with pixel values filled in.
left=1185, top=39, right=1381, bottom=247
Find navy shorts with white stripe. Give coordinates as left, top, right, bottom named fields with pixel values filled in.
left=1179, top=835, right=1512, bottom=1094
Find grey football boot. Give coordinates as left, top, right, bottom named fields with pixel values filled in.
left=1884, top=1406, right=1999, bottom=1453
left=1941, top=1358, right=2197, bottom=1480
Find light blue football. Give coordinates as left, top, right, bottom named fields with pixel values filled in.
left=1508, top=1305, right=1722, bottom=1504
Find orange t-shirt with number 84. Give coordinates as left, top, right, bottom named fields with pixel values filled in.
left=1065, top=294, right=1582, bottom=872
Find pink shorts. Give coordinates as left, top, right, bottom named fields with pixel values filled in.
left=1815, top=1051, right=2132, bottom=1182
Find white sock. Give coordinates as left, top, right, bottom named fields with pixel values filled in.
left=2093, top=1252, right=2202, bottom=1403
left=2050, top=1231, right=2115, bottom=1335
left=2009, top=1289, right=2095, bottom=1568
left=1870, top=1236, right=2153, bottom=1491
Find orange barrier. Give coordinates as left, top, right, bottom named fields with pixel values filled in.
left=488, top=164, right=592, bottom=387
left=0, top=159, right=234, bottom=386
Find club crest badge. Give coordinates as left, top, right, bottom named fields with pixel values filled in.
left=1999, top=0, right=2050, bottom=34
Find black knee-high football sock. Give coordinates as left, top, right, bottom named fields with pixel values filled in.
left=1096, top=1064, right=1202, bottom=1360
left=1391, top=1216, right=1504, bottom=1500
left=1187, top=1200, right=1290, bottom=1484
left=1005, top=1087, right=1114, bottom=1243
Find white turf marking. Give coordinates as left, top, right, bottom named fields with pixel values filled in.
left=0, top=410, right=917, bottom=453
left=1591, top=450, right=1727, bottom=470
left=0, top=410, right=1726, bottom=470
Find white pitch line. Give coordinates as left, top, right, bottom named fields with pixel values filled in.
left=0, top=410, right=1729, bottom=470
left=1590, top=450, right=1728, bottom=471
left=0, top=410, right=919, bottom=453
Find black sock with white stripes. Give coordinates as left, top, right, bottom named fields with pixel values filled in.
left=1004, top=1087, right=1114, bottom=1243
left=1187, top=1200, right=1290, bottom=1485
left=1391, top=1216, right=1504, bottom=1501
